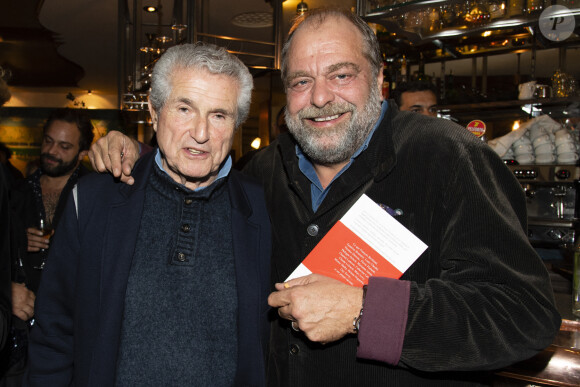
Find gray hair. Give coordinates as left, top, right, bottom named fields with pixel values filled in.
left=149, top=42, right=253, bottom=127
left=281, top=9, right=382, bottom=88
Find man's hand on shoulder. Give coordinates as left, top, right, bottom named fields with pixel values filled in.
left=88, top=131, right=140, bottom=185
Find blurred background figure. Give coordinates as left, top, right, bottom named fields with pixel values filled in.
left=234, top=106, right=288, bottom=170
left=0, top=77, right=12, bottom=375
left=392, top=81, right=438, bottom=117
left=2, top=108, right=94, bottom=387
left=273, top=105, right=288, bottom=139
left=24, top=160, right=39, bottom=178
left=0, top=143, right=24, bottom=189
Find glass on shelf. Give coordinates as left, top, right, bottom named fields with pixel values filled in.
left=463, top=1, right=490, bottom=25
left=156, top=36, right=172, bottom=45
left=506, top=0, right=524, bottom=17
left=438, top=3, right=458, bottom=28
left=171, top=24, right=187, bottom=44
left=424, top=7, right=441, bottom=33
left=552, top=69, right=578, bottom=98
left=144, top=32, right=157, bottom=48
left=488, top=0, right=506, bottom=20
left=401, top=8, right=426, bottom=33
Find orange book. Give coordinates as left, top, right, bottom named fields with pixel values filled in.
left=286, top=194, right=427, bottom=287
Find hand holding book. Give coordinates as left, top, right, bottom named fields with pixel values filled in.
left=286, top=194, right=428, bottom=287
left=269, top=273, right=365, bottom=343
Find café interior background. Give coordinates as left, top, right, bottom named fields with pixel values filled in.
left=0, top=0, right=579, bottom=174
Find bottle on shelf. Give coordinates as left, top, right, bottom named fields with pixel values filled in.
left=397, top=55, right=408, bottom=84
left=424, top=7, right=441, bottom=33
left=439, top=3, right=458, bottom=28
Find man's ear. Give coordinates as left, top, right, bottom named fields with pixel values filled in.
left=148, top=98, right=158, bottom=131
left=377, top=69, right=384, bottom=101
left=78, top=149, right=89, bottom=161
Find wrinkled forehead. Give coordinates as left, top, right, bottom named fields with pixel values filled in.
left=290, top=14, right=363, bottom=48
left=289, top=20, right=365, bottom=64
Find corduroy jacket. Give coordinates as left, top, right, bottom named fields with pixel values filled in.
left=244, top=101, right=561, bottom=386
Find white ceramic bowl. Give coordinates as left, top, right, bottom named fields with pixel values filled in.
left=529, top=126, right=547, bottom=141
left=535, top=153, right=556, bottom=164
left=514, top=144, right=534, bottom=155
left=513, top=136, right=532, bottom=147
left=532, top=134, right=551, bottom=148
left=556, top=141, right=577, bottom=154
left=534, top=143, right=555, bottom=155
left=557, top=152, right=579, bottom=164
left=555, top=132, right=574, bottom=147
left=516, top=154, right=535, bottom=164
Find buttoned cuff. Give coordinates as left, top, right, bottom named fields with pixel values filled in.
left=356, top=276, right=410, bottom=365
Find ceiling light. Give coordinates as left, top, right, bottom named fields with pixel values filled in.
left=143, top=6, right=158, bottom=13
left=297, top=1, right=308, bottom=15
left=251, top=137, right=261, bottom=149
left=231, top=12, right=273, bottom=28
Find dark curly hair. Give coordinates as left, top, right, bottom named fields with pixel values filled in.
left=391, top=81, right=438, bottom=107
left=43, top=108, right=95, bottom=151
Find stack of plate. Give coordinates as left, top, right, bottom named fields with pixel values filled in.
left=512, top=136, right=535, bottom=165
left=531, top=130, right=556, bottom=164
left=555, top=129, right=579, bottom=164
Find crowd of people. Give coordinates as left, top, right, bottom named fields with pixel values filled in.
left=1, top=8, right=562, bottom=387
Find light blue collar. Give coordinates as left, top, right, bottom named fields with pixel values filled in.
left=154, top=148, right=232, bottom=192
left=296, top=101, right=388, bottom=212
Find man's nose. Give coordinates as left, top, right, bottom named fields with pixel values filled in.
left=189, top=118, right=209, bottom=143
left=310, top=79, right=335, bottom=108
left=45, top=142, right=58, bottom=154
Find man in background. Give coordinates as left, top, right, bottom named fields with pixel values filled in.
left=2, top=108, right=94, bottom=386
left=88, top=9, right=560, bottom=386
left=392, top=80, right=439, bottom=117
left=0, top=143, right=23, bottom=189
left=0, top=79, right=12, bottom=358
left=0, top=167, right=11, bottom=354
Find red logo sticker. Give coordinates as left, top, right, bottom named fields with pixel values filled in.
left=466, top=120, right=486, bottom=137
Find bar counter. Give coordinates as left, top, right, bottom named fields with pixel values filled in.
left=494, top=293, right=580, bottom=386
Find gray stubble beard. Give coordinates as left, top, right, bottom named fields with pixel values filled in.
left=286, top=81, right=382, bottom=166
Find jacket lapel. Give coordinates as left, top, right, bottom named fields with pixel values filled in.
left=228, top=171, right=267, bottom=386
left=90, top=153, right=154, bottom=385
left=101, top=153, right=154, bottom=298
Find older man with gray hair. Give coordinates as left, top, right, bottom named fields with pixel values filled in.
left=24, top=42, right=271, bottom=387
